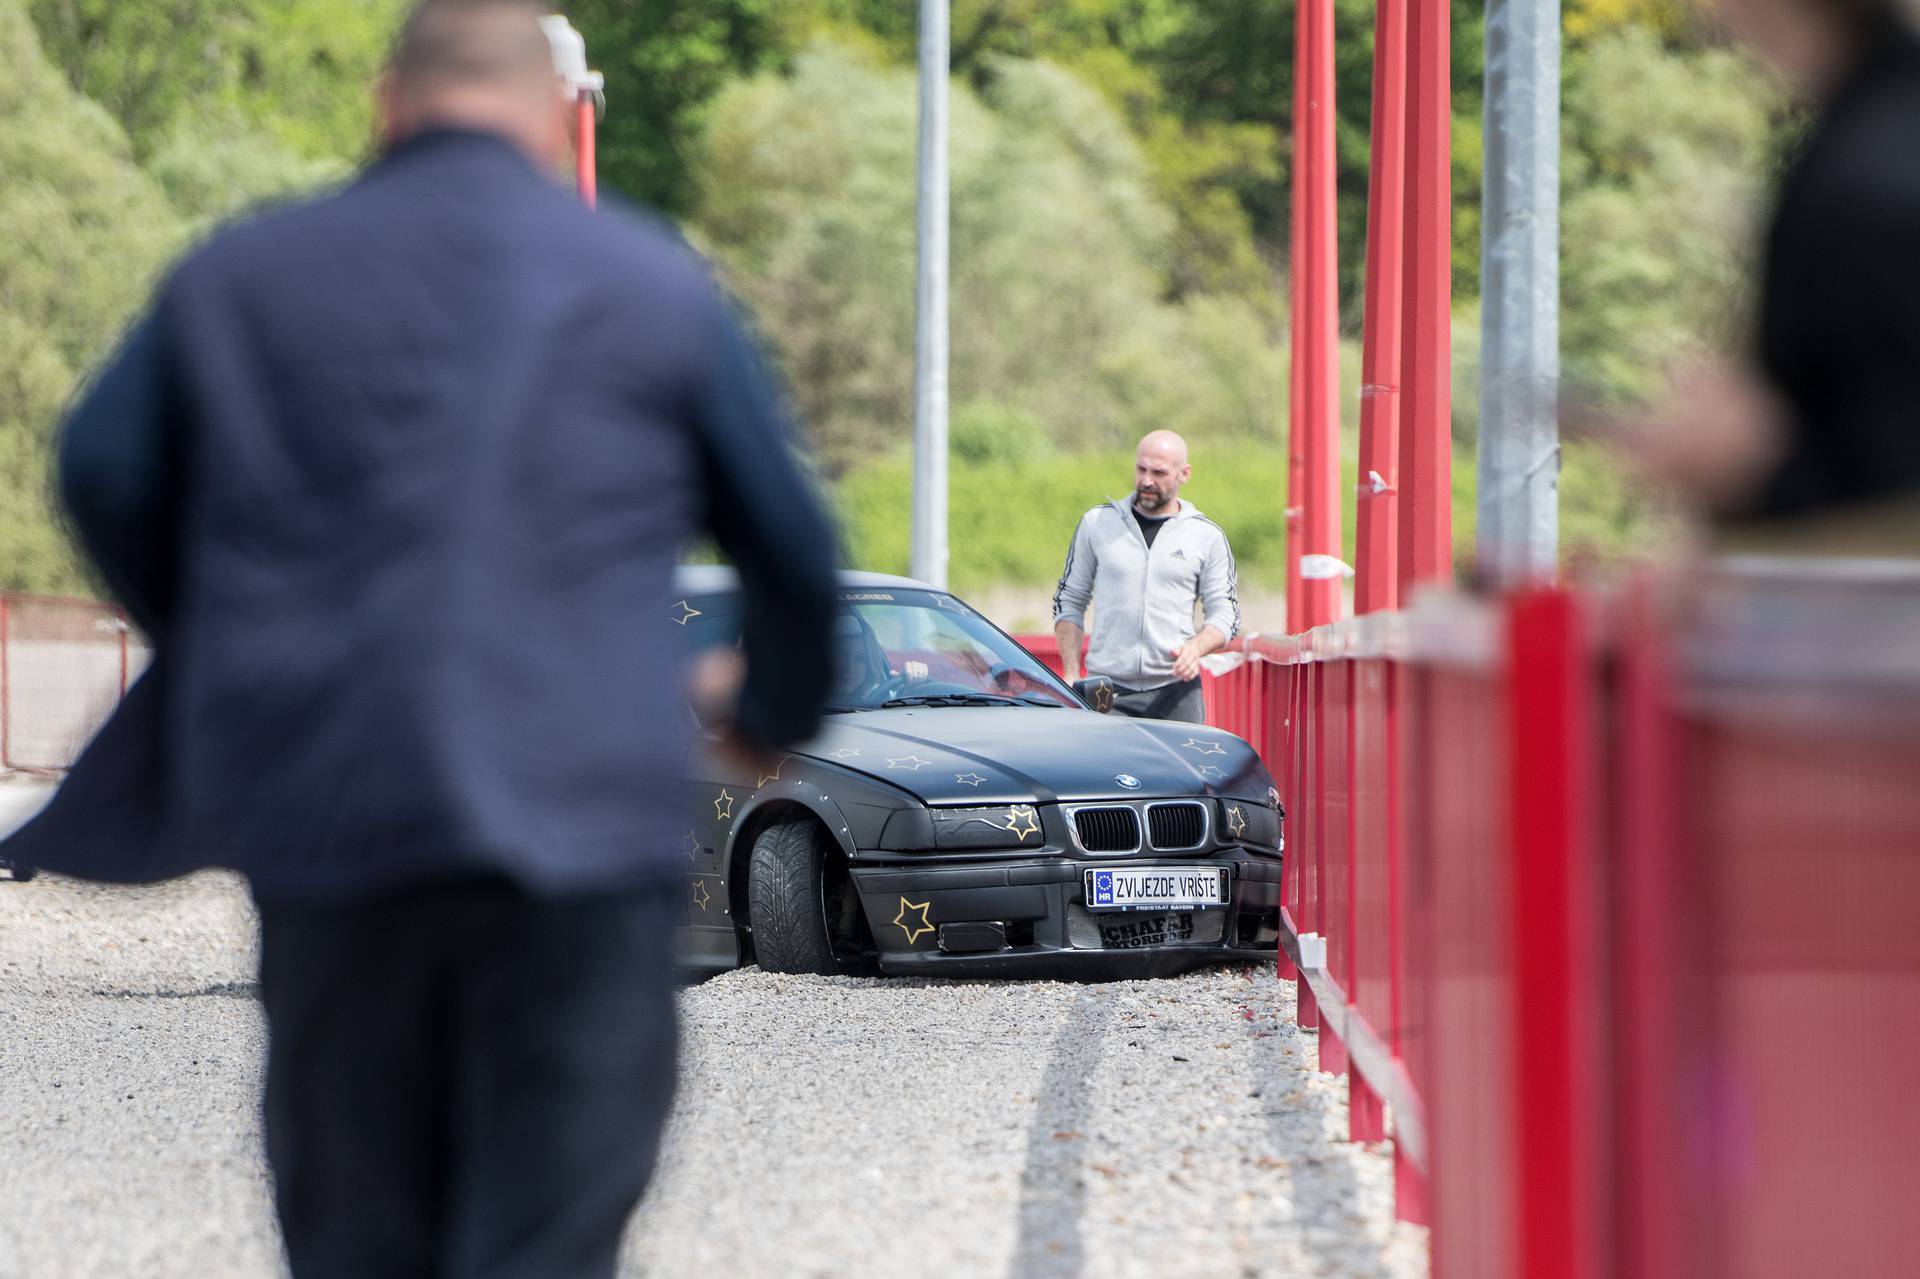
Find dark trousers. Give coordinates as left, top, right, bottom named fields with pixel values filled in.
left=1110, top=677, right=1206, bottom=723
left=255, top=879, right=680, bottom=1279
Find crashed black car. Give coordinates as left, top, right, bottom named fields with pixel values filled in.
left=675, top=567, right=1284, bottom=978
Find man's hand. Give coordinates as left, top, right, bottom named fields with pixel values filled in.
left=686, top=647, right=783, bottom=780
left=1169, top=625, right=1228, bottom=682
left=1569, top=363, right=1787, bottom=516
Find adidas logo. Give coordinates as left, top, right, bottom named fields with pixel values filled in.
left=1171, top=548, right=1187, bottom=559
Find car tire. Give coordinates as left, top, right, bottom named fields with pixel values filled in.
left=748, top=819, right=844, bottom=976
left=2, top=861, right=34, bottom=883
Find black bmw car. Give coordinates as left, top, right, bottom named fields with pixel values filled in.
left=675, top=567, right=1284, bottom=979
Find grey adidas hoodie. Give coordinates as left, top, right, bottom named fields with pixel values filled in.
left=1052, top=498, right=1240, bottom=689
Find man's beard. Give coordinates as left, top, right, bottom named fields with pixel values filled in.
left=1136, top=487, right=1172, bottom=513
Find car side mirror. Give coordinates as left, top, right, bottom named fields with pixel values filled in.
left=1072, top=676, right=1116, bottom=714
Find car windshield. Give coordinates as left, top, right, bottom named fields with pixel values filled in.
left=679, top=586, right=1080, bottom=711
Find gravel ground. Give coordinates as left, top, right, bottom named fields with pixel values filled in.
left=1, top=782, right=1427, bottom=1279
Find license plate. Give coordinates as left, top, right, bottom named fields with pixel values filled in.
left=1083, top=865, right=1229, bottom=912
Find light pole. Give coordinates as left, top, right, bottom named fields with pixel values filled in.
left=910, top=0, right=950, bottom=589
left=1477, top=0, right=1561, bottom=584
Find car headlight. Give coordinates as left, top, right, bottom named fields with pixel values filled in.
left=1218, top=799, right=1281, bottom=849
left=879, top=804, right=1048, bottom=851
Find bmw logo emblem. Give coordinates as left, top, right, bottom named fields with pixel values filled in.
left=1115, top=774, right=1141, bottom=790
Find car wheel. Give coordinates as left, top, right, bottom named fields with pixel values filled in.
left=748, top=819, right=844, bottom=975
left=2, top=862, right=34, bottom=883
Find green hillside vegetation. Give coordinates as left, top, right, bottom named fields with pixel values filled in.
left=840, top=435, right=1662, bottom=598
left=1, top=0, right=1780, bottom=606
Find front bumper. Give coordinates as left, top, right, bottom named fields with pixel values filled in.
left=850, top=849, right=1282, bottom=980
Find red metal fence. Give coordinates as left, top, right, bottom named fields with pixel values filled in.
left=1025, top=557, right=1920, bottom=1275
left=0, top=593, right=141, bottom=776
left=11, top=575, right=1918, bottom=1270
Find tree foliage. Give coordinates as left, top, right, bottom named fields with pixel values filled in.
left=563, top=0, right=814, bottom=216
left=1, top=0, right=185, bottom=592
left=693, top=42, right=1287, bottom=470
left=1559, top=27, right=1778, bottom=404
left=0, top=0, right=1782, bottom=599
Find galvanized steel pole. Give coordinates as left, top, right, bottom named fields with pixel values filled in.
left=910, top=0, right=951, bottom=589
left=1477, top=0, right=1561, bottom=584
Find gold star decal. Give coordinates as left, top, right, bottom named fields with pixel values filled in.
left=955, top=772, right=987, bottom=787
left=999, top=805, right=1040, bottom=840
left=691, top=879, right=712, bottom=912
left=671, top=600, right=702, bottom=626
left=683, top=830, right=701, bottom=860
left=1180, top=737, right=1228, bottom=756
left=893, top=897, right=935, bottom=944
left=714, top=789, right=734, bottom=820
left=756, top=756, right=789, bottom=788
left=1228, top=805, right=1249, bottom=838
left=886, top=755, right=931, bottom=771
left=1196, top=764, right=1225, bottom=781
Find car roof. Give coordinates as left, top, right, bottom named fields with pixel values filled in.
left=673, top=564, right=937, bottom=595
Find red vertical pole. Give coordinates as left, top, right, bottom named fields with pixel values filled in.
left=1508, top=590, right=1598, bottom=1279
left=1614, top=581, right=1688, bottom=1279
left=576, top=92, right=598, bottom=208
left=1316, top=663, right=1348, bottom=1073
left=0, top=595, right=10, bottom=771
left=1296, top=664, right=1320, bottom=1031
left=1278, top=660, right=1301, bottom=983
left=1397, top=0, right=1453, bottom=598
left=1295, top=0, right=1344, bottom=633
left=1285, top=56, right=1308, bottom=635
left=1395, top=658, right=1431, bottom=1225
left=1387, top=659, right=1430, bottom=1220
left=1348, top=659, right=1385, bottom=1138
left=1356, top=0, right=1408, bottom=616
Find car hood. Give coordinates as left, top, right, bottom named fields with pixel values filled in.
left=796, top=707, right=1272, bottom=805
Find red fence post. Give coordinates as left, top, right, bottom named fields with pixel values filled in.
left=1355, top=0, right=1407, bottom=616
left=1316, top=659, right=1349, bottom=1075
left=1296, top=662, right=1321, bottom=1031
left=1348, top=654, right=1386, bottom=1138
left=1397, top=0, right=1453, bottom=597
left=1507, top=589, right=1599, bottom=1279
left=1295, top=0, right=1345, bottom=633
left=1388, top=662, right=1430, bottom=1221
left=0, top=594, right=10, bottom=771
left=1278, top=658, right=1301, bottom=983
left=1613, top=579, right=1690, bottom=1279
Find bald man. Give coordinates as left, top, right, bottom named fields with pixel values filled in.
left=1052, top=431, right=1240, bottom=722
left=14, top=0, right=838, bottom=1274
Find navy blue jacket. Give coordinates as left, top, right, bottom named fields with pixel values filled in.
left=2, top=130, right=837, bottom=901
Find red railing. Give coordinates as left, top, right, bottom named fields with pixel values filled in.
left=0, top=593, right=141, bottom=776
left=1023, top=557, right=1920, bottom=1275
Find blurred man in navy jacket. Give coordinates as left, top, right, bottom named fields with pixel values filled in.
left=1, top=1, right=837, bottom=1274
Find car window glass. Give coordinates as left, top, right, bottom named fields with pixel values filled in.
left=677, top=585, right=1078, bottom=709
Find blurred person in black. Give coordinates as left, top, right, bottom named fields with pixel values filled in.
left=0, top=1, right=837, bottom=1275
left=1624, top=0, right=1920, bottom=546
